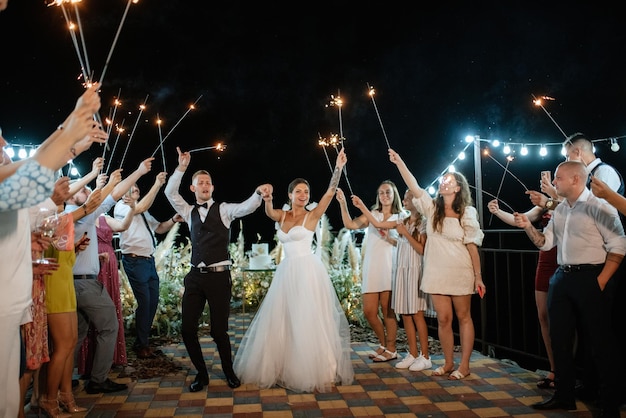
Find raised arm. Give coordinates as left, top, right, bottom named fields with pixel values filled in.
left=111, top=157, right=154, bottom=201
left=487, top=199, right=545, bottom=227
left=591, top=175, right=626, bottom=216
left=105, top=196, right=136, bottom=232
left=350, top=194, right=396, bottom=229
left=388, top=148, right=423, bottom=198
left=335, top=188, right=368, bottom=230
left=309, top=148, right=346, bottom=222
left=135, top=171, right=167, bottom=214
left=68, top=157, right=104, bottom=196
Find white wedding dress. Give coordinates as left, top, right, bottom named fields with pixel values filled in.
left=233, top=214, right=354, bottom=392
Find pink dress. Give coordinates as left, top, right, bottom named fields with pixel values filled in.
left=77, top=216, right=127, bottom=375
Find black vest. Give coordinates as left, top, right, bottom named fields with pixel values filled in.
left=190, top=202, right=230, bottom=266
left=587, top=162, right=625, bottom=196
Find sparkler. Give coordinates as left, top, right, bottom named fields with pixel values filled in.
left=101, top=91, right=122, bottom=164
left=188, top=144, right=227, bottom=153
left=151, top=95, right=203, bottom=157
left=99, top=0, right=137, bottom=87
left=489, top=154, right=514, bottom=225
left=157, top=115, right=166, bottom=171
left=119, top=95, right=149, bottom=169
left=317, top=133, right=334, bottom=173
left=484, top=151, right=529, bottom=192
left=532, top=94, right=568, bottom=139
left=468, top=185, right=516, bottom=213
left=325, top=92, right=353, bottom=194
left=105, top=120, right=125, bottom=174
left=367, top=83, right=391, bottom=149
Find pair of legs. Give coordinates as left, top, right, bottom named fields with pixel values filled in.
left=122, top=256, right=160, bottom=351
left=431, top=293, right=473, bottom=377
left=363, top=290, right=397, bottom=359
left=402, top=311, right=430, bottom=360
left=44, top=312, right=79, bottom=402
left=535, top=289, right=555, bottom=383
left=181, top=270, right=237, bottom=381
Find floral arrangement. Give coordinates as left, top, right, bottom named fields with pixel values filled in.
left=120, top=216, right=365, bottom=337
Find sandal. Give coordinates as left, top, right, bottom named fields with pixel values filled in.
left=537, top=371, right=555, bottom=389
left=368, top=345, right=386, bottom=359
left=432, top=365, right=454, bottom=376
left=449, top=369, right=470, bottom=380
left=372, top=349, right=398, bottom=362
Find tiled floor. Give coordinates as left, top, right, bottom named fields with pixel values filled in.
left=26, top=313, right=624, bottom=417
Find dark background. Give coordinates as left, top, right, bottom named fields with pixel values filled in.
left=2, top=1, right=626, bottom=246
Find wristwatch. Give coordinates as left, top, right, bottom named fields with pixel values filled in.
left=545, top=199, right=555, bottom=210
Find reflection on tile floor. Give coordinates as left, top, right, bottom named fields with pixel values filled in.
left=25, top=313, right=624, bottom=417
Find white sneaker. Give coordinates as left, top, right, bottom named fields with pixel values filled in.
left=394, top=353, right=416, bottom=369
left=409, top=354, right=433, bottom=371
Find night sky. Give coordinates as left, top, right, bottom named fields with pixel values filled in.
left=2, top=1, right=626, bottom=245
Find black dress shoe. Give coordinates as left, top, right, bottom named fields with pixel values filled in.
left=136, top=346, right=156, bottom=359
left=531, top=396, right=576, bottom=410
left=85, top=378, right=128, bottom=394
left=225, top=373, right=240, bottom=389
left=189, top=374, right=209, bottom=392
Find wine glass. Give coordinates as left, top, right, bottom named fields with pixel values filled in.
left=33, top=207, right=59, bottom=265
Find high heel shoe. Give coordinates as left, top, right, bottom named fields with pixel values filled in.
left=58, top=391, right=88, bottom=413
left=38, top=397, right=72, bottom=418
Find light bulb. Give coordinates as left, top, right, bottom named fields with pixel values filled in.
left=611, top=139, right=620, bottom=152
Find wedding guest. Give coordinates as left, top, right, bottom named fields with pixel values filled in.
left=514, top=161, right=625, bottom=417
left=164, top=146, right=270, bottom=391
left=352, top=189, right=436, bottom=372
left=487, top=199, right=558, bottom=388
left=388, top=148, right=484, bottom=381
left=234, top=149, right=353, bottom=392
left=335, top=181, right=403, bottom=362
left=68, top=158, right=154, bottom=394
left=114, top=172, right=180, bottom=359
left=0, top=84, right=104, bottom=418
left=77, top=194, right=136, bottom=377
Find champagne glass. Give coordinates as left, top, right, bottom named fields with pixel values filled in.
left=33, top=207, right=59, bottom=265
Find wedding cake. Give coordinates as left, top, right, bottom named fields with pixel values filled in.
left=249, top=243, right=272, bottom=270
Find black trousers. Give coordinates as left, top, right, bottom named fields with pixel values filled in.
left=181, top=269, right=234, bottom=378
left=548, top=266, right=620, bottom=410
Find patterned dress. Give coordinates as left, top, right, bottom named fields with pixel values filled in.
left=21, top=272, right=50, bottom=371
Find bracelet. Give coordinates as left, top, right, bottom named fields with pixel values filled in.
left=83, top=205, right=88, bottom=216
left=171, top=217, right=176, bottom=223
left=474, top=272, right=481, bottom=277
left=70, top=147, right=77, bottom=158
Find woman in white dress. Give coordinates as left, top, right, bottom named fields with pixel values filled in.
left=335, top=180, right=404, bottom=362
left=388, top=148, right=484, bottom=381
left=351, top=189, right=436, bottom=372
left=233, top=149, right=354, bottom=393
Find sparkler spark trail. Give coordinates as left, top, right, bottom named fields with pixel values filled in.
left=532, top=94, right=568, bottom=138
left=367, top=83, right=391, bottom=149
left=188, top=144, right=226, bottom=153
left=105, top=120, right=125, bottom=174
left=101, top=90, right=122, bottom=164
left=151, top=95, right=203, bottom=157
left=317, top=133, right=334, bottom=173
left=119, top=94, right=149, bottom=169
left=326, top=92, right=353, bottom=195
left=485, top=152, right=529, bottom=192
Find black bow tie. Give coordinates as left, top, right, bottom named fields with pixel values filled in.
left=195, top=202, right=208, bottom=209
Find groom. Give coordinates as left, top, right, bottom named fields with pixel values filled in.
left=164, top=146, right=271, bottom=391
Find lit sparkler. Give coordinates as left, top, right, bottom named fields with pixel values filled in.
left=367, top=83, right=391, bottom=149
left=317, top=133, right=334, bottom=173
left=151, top=95, right=203, bottom=157
left=484, top=150, right=529, bottom=192
left=532, top=94, right=568, bottom=138
left=119, top=95, right=149, bottom=169
left=489, top=154, right=514, bottom=225
left=157, top=115, right=166, bottom=171
left=188, top=144, right=227, bottom=153
left=105, top=121, right=125, bottom=174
